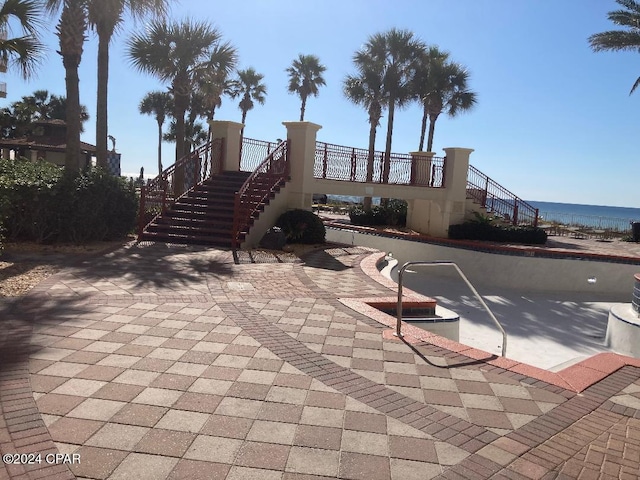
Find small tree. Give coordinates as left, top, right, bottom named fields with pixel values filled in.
left=139, top=90, right=172, bottom=174
left=229, top=67, right=267, bottom=135
left=286, top=54, right=326, bottom=121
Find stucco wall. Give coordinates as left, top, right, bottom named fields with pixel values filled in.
left=327, top=227, right=637, bottom=299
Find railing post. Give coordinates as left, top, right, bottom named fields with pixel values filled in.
left=482, top=176, right=489, bottom=208
left=513, top=201, right=519, bottom=225
left=322, top=143, right=328, bottom=179
left=350, top=148, right=356, bottom=182
left=534, top=208, right=539, bottom=228
left=232, top=191, right=240, bottom=249
left=137, top=185, right=146, bottom=240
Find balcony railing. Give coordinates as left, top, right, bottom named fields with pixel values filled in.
left=314, top=142, right=445, bottom=187
left=240, top=137, right=280, bottom=172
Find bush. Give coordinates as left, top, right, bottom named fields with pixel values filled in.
left=448, top=221, right=547, bottom=244
left=275, top=209, right=325, bottom=244
left=0, top=158, right=137, bottom=244
left=349, top=199, right=407, bottom=227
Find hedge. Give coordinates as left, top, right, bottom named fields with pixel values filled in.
left=448, top=222, right=547, bottom=244
left=0, top=158, right=137, bottom=244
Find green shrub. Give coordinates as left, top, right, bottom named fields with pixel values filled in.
left=57, top=169, right=138, bottom=243
left=275, top=209, right=325, bottom=244
left=0, top=158, right=137, bottom=244
left=448, top=221, right=547, bottom=244
left=0, top=158, right=63, bottom=242
left=349, top=199, right=407, bottom=227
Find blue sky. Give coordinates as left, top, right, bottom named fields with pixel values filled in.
left=2, top=0, right=638, bottom=207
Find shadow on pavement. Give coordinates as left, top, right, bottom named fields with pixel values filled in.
left=72, top=242, right=235, bottom=291
left=0, top=294, right=94, bottom=371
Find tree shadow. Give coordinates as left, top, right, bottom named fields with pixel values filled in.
left=300, top=248, right=355, bottom=272
left=68, top=242, right=236, bottom=292
left=0, top=294, right=95, bottom=372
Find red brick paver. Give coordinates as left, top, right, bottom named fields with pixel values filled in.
left=0, top=241, right=639, bottom=479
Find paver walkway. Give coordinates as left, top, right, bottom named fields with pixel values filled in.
left=1, top=241, right=640, bottom=479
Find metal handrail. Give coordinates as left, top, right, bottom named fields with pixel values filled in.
left=396, top=261, right=507, bottom=357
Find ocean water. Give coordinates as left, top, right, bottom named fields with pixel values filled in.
left=326, top=195, right=640, bottom=231
left=528, top=201, right=640, bottom=231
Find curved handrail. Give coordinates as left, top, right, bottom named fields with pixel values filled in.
left=232, top=140, right=289, bottom=248
left=396, top=260, right=507, bottom=357
left=137, top=138, right=224, bottom=239
left=467, top=165, right=539, bottom=227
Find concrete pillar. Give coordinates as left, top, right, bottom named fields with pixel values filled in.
left=282, top=121, right=322, bottom=210
left=442, top=147, right=474, bottom=229
left=409, top=151, right=435, bottom=186
left=209, top=120, right=244, bottom=171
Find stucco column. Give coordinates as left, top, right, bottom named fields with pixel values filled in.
left=282, top=121, right=322, bottom=210
left=209, top=120, right=244, bottom=171
left=409, top=151, right=435, bottom=186
left=442, top=147, right=474, bottom=228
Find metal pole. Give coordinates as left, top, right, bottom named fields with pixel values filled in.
left=394, top=261, right=507, bottom=357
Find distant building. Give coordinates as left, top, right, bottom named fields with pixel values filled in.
left=0, top=119, right=96, bottom=170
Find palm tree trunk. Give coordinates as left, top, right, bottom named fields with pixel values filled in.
left=157, top=120, right=163, bottom=174
left=58, top=0, right=87, bottom=173
left=300, top=96, right=306, bottom=121
left=426, top=112, right=439, bottom=153
left=382, top=99, right=395, bottom=184
left=173, top=93, right=188, bottom=196
left=63, top=55, right=82, bottom=172
left=95, top=32, right=110, bottom=170
left=174, top=95, right=188, bottom=162
left=363, top=119, right=377, bottom=212
left=418, top=107, right=428, bottom=151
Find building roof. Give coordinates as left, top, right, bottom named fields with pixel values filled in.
left=0, top=119, right=96, bottom=153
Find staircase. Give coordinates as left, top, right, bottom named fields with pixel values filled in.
left=140, top=171, right=251, bottom=247
left=138, top=139, right=290, bottom=248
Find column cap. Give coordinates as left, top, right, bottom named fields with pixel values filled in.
left=208, top=120, right=244, bottom=128
left=409, top=151, right=436, bottom=157
left=282, top=121, right=322, bottom=132
left=443, top=147, right=474, bottom=154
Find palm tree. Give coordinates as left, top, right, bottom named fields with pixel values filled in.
left=128, top=19, right=236, bottom=163
left=414, top=47, right=477, bottom=152
left=47, top=0, right=88, bottom=172
left=356, top=29, right=426, bottom=184
left=48, top=94, right=89, bottom=131
left=195, top=41, right=237, bottom=140
left=344, top=59, right=385, bottom=210
left=7, top=91, right=89, bottom=136
left=88, top=0, right=168, bottom=170
left=139, top=90, right=172, bottom=174
left=588, top=0, right=640, bottom=95
left=164, top=119, right=206, bottom=152
left=229, top=67, right=267, bottom=134
left=0, top=0, right=45, bottom=80
left=286, top=54, right=326, bottom=121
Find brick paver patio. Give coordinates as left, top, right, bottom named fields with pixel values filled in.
left=1, top=241, right=640, bottom=479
